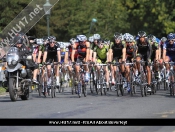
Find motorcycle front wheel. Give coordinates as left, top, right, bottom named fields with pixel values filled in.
left=9, top=78, right=18, bottom=101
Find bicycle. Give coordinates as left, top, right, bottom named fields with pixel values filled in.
left=112, top=62, right=126, bottom=96
left=43, top=62, right=59, bottom=98
left=88, top=62, right=96, bottom=94
left=136, top=60, right=148, bottom=97
left=95, top=63, right=108, bottom=95
left=164, top=61, right=175, bottom=96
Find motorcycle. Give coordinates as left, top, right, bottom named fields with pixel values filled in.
left=4, top=47, right=33, bottom=101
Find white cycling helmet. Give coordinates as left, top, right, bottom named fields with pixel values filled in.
left=93, top=34, right=101, bottom=40
left=76, top=35, right=87, bottom=42
left=126, top=35, right=134, bottom=42
left=70, top=38, right=77, bottom=44
left=88, top=36, right=94, bottom=42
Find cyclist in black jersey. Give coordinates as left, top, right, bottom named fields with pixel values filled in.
left=109, top=32, right=126, bottom=85
left=135, top=31, right=152, bottom=92
left=42, top=36, right=61, bottom=86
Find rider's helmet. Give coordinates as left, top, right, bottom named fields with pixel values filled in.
left=160, top=37, right=167, bottom=42
left=48, top=36, right=56, bottom=43
left=70, top=38, right=77, bottom=45
left=88, top=36, right=94, bottom=43
left=137, top=31, right=147, bottom=37
left=13, top=36, right=24, bottom=45
left=126, top=35, right=134, bottom=43
left=167, top=33, right=174, bottom=40
left=93, top=34, right=101, bottom=40
left=76, top=35, right=87, bottom=42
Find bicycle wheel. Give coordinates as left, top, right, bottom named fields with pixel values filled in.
left=103, top=84, right=107, bottom=95
left=77, top=82, right=82, bottom=98
left=82, top=83, right=87, bottom=97
left=130, top=70, right=134, bottom=96
left=38, top=85, right=43, bottom=97
left=140, top=85, right=144, bottom=97
left=89, top=71, right=95, bottom=94
left=144, top=86, right=147, bottom=96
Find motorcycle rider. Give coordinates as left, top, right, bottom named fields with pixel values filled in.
left=13, top=35, right=39, bottom=84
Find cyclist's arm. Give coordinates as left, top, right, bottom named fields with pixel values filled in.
left=163, top=45, right=166, bottom=61
left=71, top=44, right=76, bottom=62
left=147, top=42, right=152, bottom=61
left=57, top=46, right=61, bottom=63
left=43, top=47, right=48, bottom=63
left=64, top=47, right=69, bottom=64
left=122, top=42, right=126, bottom=62
left=155, top=43, right=159, bottom=61
left=85, top=42, right=90, bottom=62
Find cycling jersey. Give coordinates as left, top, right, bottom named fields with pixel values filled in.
left=75, top=42, right=88, bottom=59
left=68, top=45, right=78, bottom=60
left=150, top=41, right=159, bottom=61
left=110, top=40, right=126, bottom=59
left=136, top=38, right=152, bottom=59
left=163, top=41, right=175, bottom=61
left=126, top=43, right=137, bottom=59
left=44, top=43, right=60, bottom=62
left=93, top=45, right=109, bottom=62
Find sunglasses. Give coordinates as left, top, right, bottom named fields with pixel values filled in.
left=98, top=43, right=104, bottom=46
left=50, top=41, right=56, bottom=44
left=169, top=39, right=174, bottom=42
left=126, top=42, right=133, bottom=43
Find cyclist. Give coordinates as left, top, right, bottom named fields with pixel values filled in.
left=109, top=32, right=126, bottom=85
left=92, top=34, right=101, bottom=62
left=135, top=31, right=152, bottom=92
left=147, top=34, right=160, bottom=79
left=125, top=35, right=137, bottom=92
left=71, top=35, right=90, bottom=83
left=93, top=39, right=110, bottom=88
left=42, top=36, right=61, bottom=86
left=163, top=33, right=175, bottom=78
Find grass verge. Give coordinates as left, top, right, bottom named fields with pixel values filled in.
left=0, top=87, right=6, bottom=95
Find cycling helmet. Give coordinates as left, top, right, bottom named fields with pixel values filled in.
left=13, top=36, right=24, bottom=44
left=167, top=33, right=174, bottom=40
left=76, top=35, right=87, bottom=42
left=123, top=33, right=132, bottom=40
left=114, top=32, right=122, bottom=38
left=70, top=38, right=77, bottom=44
left=88, top=36, right=94, bottom=43
left=93, top=34, right=101, bottom=40
left=126, top=35, right=134, bottom=42
left=48, top=36, right=56, bottom=43
left=48, top=36, right=56, bottom=42
left=160, top=37, right=167, bottom=42
left=138, top=31, right=147, bottom=37
left=97, top=39, right=105, bottom=45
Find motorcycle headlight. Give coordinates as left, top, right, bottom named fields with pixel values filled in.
left=12, top=60, right=17, bottom=65
left=26, top=55, right=32, bottom=60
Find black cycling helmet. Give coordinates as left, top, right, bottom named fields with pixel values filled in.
left=147, top=34, right=154, bottom=40
left=138, top=31, right=147, bottom=37
left=48, top=36, right=56, bottom=43
left=114, top=32, right=122, bottom=38
left=13, top=36, right=24, bottom=44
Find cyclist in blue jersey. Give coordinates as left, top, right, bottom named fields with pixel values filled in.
left=163, top=33, right=175, bottom=78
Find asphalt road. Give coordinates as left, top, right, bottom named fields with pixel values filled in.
left=0, top=84, right=175, bottom=132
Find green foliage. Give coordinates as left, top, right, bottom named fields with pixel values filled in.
left=0, top=0, right=175, bottom=40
